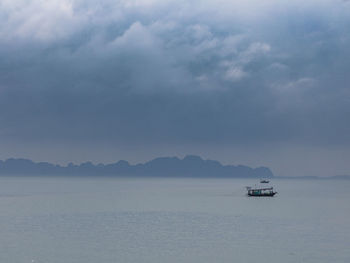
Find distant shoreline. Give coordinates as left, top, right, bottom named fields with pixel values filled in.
left=275, top=175, right=350, bottom=180
left=0, top=156, right=348, bottom=179
left=0, top=174, right=348, bottom=180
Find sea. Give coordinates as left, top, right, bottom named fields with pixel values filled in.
left=0, top=176, right=349, bottom=263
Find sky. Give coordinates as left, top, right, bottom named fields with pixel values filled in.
left=0, top=0, right=350, bottom=177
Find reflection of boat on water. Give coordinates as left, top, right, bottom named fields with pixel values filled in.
left=246, top=186, right=277, bottom=197
left=260, top=179, right=269, bottom=183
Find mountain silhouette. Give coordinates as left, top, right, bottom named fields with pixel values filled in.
left=0, top=155, right=274, bottom=178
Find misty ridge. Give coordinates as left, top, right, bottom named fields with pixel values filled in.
left=0, top=155, right=274, bottom=178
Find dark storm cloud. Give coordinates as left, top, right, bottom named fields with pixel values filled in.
left=1, top=0, right=350, bottom=149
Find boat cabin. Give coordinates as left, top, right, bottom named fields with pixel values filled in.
left=246, top=186, right=276, bottom=197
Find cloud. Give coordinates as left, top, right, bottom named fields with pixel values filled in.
left=223, top=67, right=247, bottom=82
left=0, top=0, right=350, bottom=165
left=0, top=0, right=85, bottom=42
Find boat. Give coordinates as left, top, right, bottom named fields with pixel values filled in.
left=246, top=186, right=277, bottom=197
left=260, top=179, right=269, bottom=183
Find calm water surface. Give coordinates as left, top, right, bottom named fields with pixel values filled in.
left=0, top=176, right=349, bottom=263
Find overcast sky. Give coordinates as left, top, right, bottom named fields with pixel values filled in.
left=0, top=0, right=350, bottom=176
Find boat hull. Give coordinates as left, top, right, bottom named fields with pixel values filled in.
left=247, top=192, right=276, bottom=197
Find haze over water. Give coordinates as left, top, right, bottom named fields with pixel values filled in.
left=0, top=176, right=349, bottom=263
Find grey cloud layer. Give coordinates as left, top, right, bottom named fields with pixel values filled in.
left=1, top=0, right=350, bottom=148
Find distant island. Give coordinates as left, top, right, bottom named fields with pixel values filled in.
left=0, top=155, right=274, bottom=178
